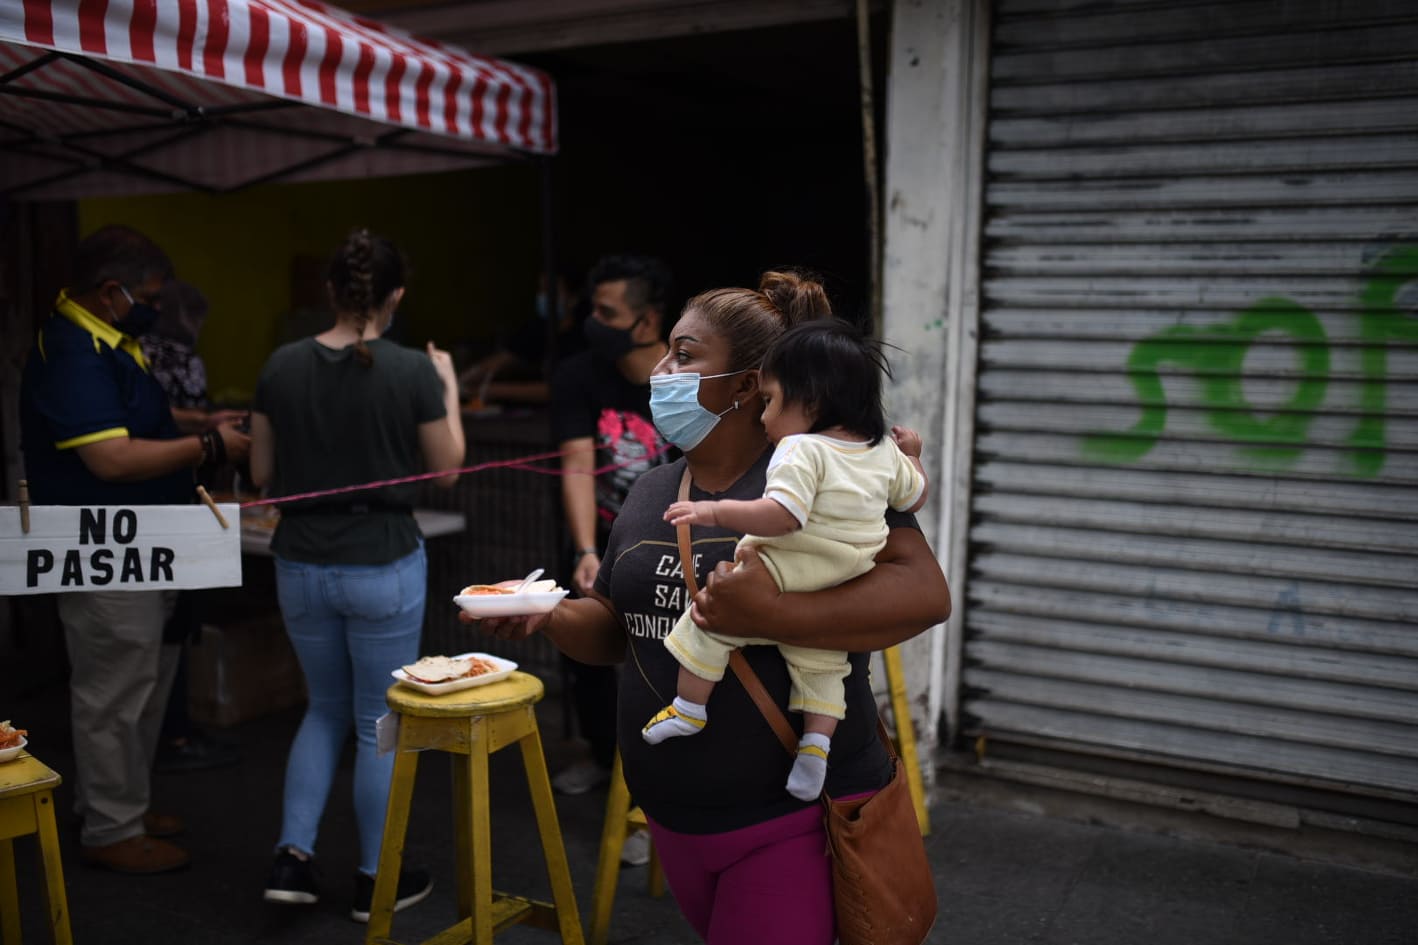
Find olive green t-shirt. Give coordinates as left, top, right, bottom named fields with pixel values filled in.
left=252, top=337, right=447, bottom=565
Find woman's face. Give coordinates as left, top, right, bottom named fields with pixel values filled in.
left=654, top=309, right=733, bottom=379
left=653, top=308, right=765, bottom=439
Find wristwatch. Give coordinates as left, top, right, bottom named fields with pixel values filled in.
left=573, top=547, right=598, bottom=561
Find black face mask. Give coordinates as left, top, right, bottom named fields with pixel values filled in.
left=116, top=286, right=161, bottom=338
left=583, top=314, right=648, bottom=362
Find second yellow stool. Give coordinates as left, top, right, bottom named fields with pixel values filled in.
left=0, top=750, right=72, bottom=945
left=588, top=753, right=664, bottom=945
left=366, top=672, right=583, bottom=945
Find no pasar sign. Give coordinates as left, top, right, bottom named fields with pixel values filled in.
left=0, top=504, right=242, bottom=595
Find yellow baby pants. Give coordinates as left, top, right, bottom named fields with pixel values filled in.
left=663, top=530, right=882, bottom=719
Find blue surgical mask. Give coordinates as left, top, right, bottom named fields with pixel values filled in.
left=649, top=370, right=745, bottom=451
left=116, top=285, right=160, bottom=338
left=535, top=291, right=551, bottom=320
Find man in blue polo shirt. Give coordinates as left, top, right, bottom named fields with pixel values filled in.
left=20, top=224, right=250, bottom=874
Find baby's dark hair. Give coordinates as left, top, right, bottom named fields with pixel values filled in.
left=760, top=318, right=890, bottom=445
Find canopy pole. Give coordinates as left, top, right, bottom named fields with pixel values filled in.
left=855, top=0, right=883, bottom=338
left=540, top=155, right=558, bottom=368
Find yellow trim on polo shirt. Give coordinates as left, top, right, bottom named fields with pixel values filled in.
left=56, top=427, right=130, bottom=450
left=53, top=290, right=149, bottom=372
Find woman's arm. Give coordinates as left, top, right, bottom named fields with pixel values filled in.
left=462, top=593, right=626, bottom=665
left=419, top=342, right=467, bottom=488
left=689, top=526, right=950, bottom=651
left=558, top=437, right=601, bottom=594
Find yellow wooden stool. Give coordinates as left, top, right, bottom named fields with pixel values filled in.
left=366, top=672, right=583, bottom=945
left=587, top=753, right=664, bottom=945
left=0, top=751, right=72, bottom=945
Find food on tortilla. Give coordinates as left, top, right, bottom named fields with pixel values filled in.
left=0, top=720, right=26, bottom=749
left=460, top=579, right=561, bottom=596
left=461, top=584, right=513, bottom=595
left=402, top=655, right=500, bottom=684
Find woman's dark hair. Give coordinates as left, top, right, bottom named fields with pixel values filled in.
left=327, top=229, right=405, bottom=365
left=760, top=318, right=891, bottom=445
left=686, top=269, right=832, bottom=372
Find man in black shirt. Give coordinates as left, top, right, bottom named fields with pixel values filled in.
left=547, top=256, right=673, bottom=833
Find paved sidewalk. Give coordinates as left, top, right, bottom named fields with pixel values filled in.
left=8, top=682, right=1417, bottom=944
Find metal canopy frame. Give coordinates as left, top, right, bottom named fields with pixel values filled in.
left=0, top=49, right=523, bottom=199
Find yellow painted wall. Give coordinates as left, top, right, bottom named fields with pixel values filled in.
left=79, top=165, right=540, bottom=403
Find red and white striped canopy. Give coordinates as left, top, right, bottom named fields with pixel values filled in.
left=0, top=0, right=557, bottom=199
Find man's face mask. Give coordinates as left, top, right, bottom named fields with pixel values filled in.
left=584, top=313, right=649, bottom=362
left=115, top=285, right=160, bottom=338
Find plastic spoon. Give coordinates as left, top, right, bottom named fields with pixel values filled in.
left=513, top=567, right=545, bottom=594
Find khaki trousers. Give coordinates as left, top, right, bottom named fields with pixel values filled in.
left=57, top=589, right=179, bottom=847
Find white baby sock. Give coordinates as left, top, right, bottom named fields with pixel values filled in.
left=786, top=733, right=832, bottom=800
left=642, top=696, right=708, bottom=744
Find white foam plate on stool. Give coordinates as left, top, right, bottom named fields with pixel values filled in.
left=453, top=588, right=568, bottom=618
left=0, top=735, right=27, bottom=763
left=391, top=653, right=518, bottom=695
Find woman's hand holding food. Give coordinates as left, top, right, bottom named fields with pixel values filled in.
left=461, top=609, right=552, bottom=641
left=458, top=578, right=550, bottom=640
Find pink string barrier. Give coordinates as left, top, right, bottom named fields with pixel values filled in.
left=238, top=442, right=672, bottom=509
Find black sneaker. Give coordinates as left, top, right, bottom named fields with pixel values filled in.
left=351, top=867, right=433, bottom=923
left=263, top=849, right=319, bottom=905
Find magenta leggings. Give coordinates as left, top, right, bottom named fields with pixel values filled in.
left=646, top=804, right=835, bottom=945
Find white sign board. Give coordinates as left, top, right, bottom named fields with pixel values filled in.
left=0, top=504, right=242, bottom=595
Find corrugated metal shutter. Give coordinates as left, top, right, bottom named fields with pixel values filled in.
left=965, top=0, right=1418, bottom=802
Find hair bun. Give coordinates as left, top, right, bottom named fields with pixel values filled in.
left=758, top=270, right=831, bottom=327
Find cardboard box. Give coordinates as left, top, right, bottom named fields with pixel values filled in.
left=188, top=617, right=306, bottom=727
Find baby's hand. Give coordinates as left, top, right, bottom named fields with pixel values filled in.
left=892, top=425, right=923, bottom=458
left=665, top=500, right=714, bottom=527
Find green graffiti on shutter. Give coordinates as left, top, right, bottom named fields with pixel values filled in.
left=1081, top=245, right=1416, bottom=477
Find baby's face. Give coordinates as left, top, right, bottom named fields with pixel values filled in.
left=759, top=375, right=814, bottom=443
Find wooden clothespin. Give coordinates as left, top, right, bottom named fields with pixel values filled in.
left=196, top=485, right=229, bottom=529
left=18, top=479, right=29, bottom=534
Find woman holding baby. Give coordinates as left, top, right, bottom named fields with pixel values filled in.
left=472, top=269, right=949, bottom=945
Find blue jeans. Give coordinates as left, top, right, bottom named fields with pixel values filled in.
left=274, top=543, right=426, bottom=876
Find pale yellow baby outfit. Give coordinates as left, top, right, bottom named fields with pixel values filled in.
left=664, top=433, right=926, bottom=718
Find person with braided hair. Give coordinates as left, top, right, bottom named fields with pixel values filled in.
left=250, top=229, right=465, bottom=921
